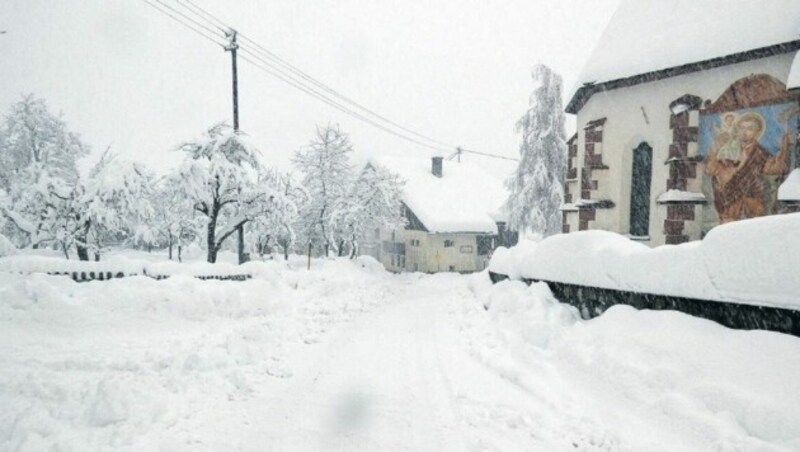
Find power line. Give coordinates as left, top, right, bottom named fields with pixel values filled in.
left=460, top=148, right=518, bottom=161
left=447, top=147, right=518, bottom=162
left=141, top=0, right=451, bottom=152
left=174, top=0, right=229, bottom=32
left=141, top=0, right=225, bottom=48
left=237, top=34, right=458, bottom=149
left=149, top=0, right=225, bottom=42
left=139, top=0, right=518, bottom=163
left=237, top=52, right=451, bottom=153
left=157, top=0, right=458, bottom=150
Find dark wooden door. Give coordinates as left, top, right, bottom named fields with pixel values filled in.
left=629, top=143, right=652, bottom=237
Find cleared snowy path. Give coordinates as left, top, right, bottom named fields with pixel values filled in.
left=166, top=274, right=547, bottom=451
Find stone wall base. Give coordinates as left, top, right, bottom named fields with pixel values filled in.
left=487, top=272, right=799, bottom=337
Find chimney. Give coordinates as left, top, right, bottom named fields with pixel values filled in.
left=431, top=156, right=443, bottom=178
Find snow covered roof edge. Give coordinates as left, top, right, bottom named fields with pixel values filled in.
left=567, top=0, right=800, bottom=114
left=567, top=40, right=800, bottom=114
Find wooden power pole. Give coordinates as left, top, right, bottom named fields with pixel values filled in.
left=225, top=29, right=247, bottom=264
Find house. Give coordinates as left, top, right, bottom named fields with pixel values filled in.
left=562, top=0, right=800, bottom=245
left=361, top=156, right=517, bottom=273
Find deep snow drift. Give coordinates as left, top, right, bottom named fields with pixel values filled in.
left=2, top=254, right=799, bottom=450
left=489, top=213, right=800, bottom=309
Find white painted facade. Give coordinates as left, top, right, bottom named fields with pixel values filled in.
left=565, top=52, right=796, bottom=246
left=376, top=228, right=491, bottom=274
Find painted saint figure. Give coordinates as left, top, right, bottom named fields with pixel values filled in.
left=713, top=113, right=742, bottom=161
left=705, top=112, right=791, bottom=223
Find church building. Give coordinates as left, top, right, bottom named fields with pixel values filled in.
left=562, top=0, right=800, bottom=245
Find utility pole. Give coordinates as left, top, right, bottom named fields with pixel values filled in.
left=225, top=29, right=246, bottom=264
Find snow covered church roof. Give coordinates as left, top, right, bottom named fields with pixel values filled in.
left=370, top=156, right=512, bottom=234
left=567, top=0, right=800, bottom=114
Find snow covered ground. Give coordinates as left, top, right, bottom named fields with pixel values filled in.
left=2, top=255, right=800, bottom=451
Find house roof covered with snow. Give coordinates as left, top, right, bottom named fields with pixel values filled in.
left=370, top=156, right=512, bottom=234
left=567, top=0, right=800, bottom=114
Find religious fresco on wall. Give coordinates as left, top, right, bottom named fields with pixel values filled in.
left=699, top=101, right=798, bottom=224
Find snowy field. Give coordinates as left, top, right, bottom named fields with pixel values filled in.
left=2, top=254, right=800, bottom=451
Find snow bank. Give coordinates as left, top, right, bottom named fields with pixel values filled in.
left=0, top=257, right=394, bottom=450
left=0, top=234, right=18, bottom=257
left=487, top=239, right=539, bottom=280
left=489, top=213, right=800, bottom=309
left=466, top=275, right=800, bottom=449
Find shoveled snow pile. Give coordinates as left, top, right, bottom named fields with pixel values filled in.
left=489, top=213, right=800, bottom=309
left=0, top=234, right=17, bottom=257
left=462, top=274, right=800, bottom=450
left=0, top=257, right=395, bottom=450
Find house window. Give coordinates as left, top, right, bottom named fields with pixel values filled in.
left=409, top=239, right=420, bottom=247
left=391, top=230, right=396, bottom=241
left=444, top=239, right=455, bottom=248
left=459, top=245, right=473, bottom=254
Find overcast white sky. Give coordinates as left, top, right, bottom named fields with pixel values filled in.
left=0, top=0, right=620, bottom=174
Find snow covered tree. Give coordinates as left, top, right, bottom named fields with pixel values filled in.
left=175, top=123, right=277, bottom=263
left=1, top=150, right=155, bottom=260
left=146, top=175, right=204, bottom=261
left=292, top=124, right=353, bottom=256
left=72, top=153, right=155, bottom=260
left=0, top=94, right=88, bottom=188
left=330, top=163, right=405, bottom=258
left=0, top=95, right=90, bottom=247
left=504, top=64, right=567, bottom=237
left=247, top=170, right=306, bottom=260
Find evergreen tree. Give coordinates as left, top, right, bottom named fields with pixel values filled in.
left=504, top=64, right=567, bottom=237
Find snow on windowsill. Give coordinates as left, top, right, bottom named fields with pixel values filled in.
left=788, top=50, right=800, bottom=91
left=657, top=190, right=706, bottom=204
left=778, top=168, right=800, bottom=201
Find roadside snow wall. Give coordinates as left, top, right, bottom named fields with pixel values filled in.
left=488, top=213, right=800, bottom=335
